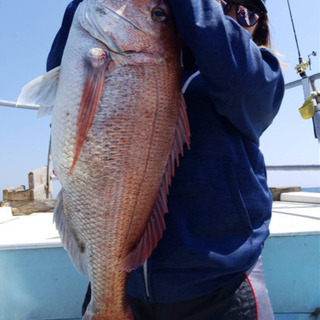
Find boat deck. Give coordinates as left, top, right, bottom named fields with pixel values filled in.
left=0, top=191, right=319, bottom=320
left=0, top=210, right=61, bottom=250
left=263, top=193, right=320, bottom=320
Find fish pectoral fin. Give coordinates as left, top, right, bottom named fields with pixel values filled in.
left=118, top=95, right=191, bottom=273
left=54, top=190, right=88, bottom=275
left=69, top=48, right=111, bottom=175
left=17, top=66, right=60, bottom=117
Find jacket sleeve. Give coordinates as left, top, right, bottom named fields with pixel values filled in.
left=168, top=0, right=285, bottom=143
left=46, top=0, right=83, bottom=71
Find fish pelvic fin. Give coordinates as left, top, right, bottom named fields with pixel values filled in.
left=118, top=95, right=191, bottom=272
left=17, top=66, right=60, bottom=117
left=53, top=190, right=88, bottom=275
left=69, top=48, right=111, bottom=175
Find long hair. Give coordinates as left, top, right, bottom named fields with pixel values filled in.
left=252, top=14, right=271, bottom=47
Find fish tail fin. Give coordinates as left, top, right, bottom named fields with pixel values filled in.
left=69, top=48, right=110, bottom=175
left=118, top=95, right=190, bottom=272
left=54, top=190, right=88, bottom=275
left=17, top=66, right=60, bottom=117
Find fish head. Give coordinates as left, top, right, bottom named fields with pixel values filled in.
left=78, top=0, right=180, bottom=64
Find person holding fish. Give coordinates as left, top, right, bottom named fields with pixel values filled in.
left=46, top=0, right=284, bottom=319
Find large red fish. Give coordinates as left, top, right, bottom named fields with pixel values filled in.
left=18, top=0, right=190, bottom=318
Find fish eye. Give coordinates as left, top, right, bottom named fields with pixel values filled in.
left=151, top=7, right=167, bottom=22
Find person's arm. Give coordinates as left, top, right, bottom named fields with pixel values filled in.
left=46, top=0, right=83, bottom=71
left=168, top=0, right=284, bottom=143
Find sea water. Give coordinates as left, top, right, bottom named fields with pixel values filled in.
left=302, top=187, right=320, bottom=193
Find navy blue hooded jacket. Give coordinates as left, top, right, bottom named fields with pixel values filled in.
left=47, top=0, right=284, bottom=303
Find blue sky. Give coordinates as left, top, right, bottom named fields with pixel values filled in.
left=0, top=0, right=319, bottom=200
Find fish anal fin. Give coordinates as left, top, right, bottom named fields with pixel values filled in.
left=53, top=191, right=88, bottom=275
left=69, top=48, right=111, bottom=175
left=118, top=95, right=191, bottom=272
left=117, top=186, right=168, bottom=272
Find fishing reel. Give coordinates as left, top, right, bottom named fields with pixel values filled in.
left=295, top=51, right=317, bottom=76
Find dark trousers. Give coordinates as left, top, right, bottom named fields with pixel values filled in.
left=82, top=257, right=274, bottom=320
left=128, top=275, right=257, bottom=320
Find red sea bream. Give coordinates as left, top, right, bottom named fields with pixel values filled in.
left=18, top=0, right=190, bottom=319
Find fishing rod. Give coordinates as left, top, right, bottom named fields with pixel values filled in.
left=285, top=0, right=320, bottom=141
left=0, top=98, right=54, bottom=197
left=286, top=0, right=305, bottom=77
left=0, top=99, right=40, bottom=110
left=286, top=0, right=317, bottom=77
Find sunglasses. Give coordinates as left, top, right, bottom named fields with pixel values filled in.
left=218, top=0, right=264, bottom=28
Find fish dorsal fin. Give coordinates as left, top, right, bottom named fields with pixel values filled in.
left=118, top=95, right=190, bottom=272
left=17, top=66, right=60, bottom=117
